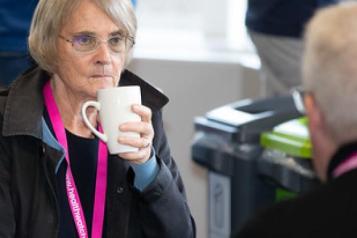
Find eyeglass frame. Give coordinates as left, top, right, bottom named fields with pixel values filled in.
left=290, top=85, right=310, bottom=114
left=58, top=32, right=135, bottom=53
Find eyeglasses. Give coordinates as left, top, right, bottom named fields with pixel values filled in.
left=59, top=33, right=135, bottom=53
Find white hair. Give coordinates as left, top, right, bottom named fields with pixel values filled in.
left=303, top=2, right=357, bottom=144
left=29, top=0, right=137, bottom=73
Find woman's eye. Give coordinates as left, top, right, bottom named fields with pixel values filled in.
left=109, top=36, right=123, bottom=46
left=74, top=35, right=95, bottom=46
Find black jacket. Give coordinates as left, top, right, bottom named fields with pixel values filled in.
left=0, top=67, right=195, bottom=238
left=235, top=142, right=357, bottom=238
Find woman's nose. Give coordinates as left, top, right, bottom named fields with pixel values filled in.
left=94, top=43, right=112, bottom=65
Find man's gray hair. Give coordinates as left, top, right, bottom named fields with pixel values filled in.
left=28, top=0, right=137, bottom=73
left=303, top=2, right=357, bottom=144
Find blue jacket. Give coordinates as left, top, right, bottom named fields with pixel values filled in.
left=246, top=0, right=337, bottom=38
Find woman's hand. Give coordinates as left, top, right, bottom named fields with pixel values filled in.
left=117, top=104, right=154, bottom=164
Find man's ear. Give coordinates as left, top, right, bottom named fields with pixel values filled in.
left=304, top=93, right=324, bottom=131
left=304, top=93, right=336, bottom=181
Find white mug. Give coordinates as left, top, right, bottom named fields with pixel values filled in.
left=81, top=86, right=142, bottom=154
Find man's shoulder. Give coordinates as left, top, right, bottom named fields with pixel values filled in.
left=237, top=180, right=357, bottom=237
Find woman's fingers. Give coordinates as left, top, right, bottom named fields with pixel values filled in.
left=131, top=104, right=152, bottom=122
left=119, top=121, right=153, bottom=135
left=118, top=136, right=151, bottom=149
left=117, top=104, right=154, bottom=164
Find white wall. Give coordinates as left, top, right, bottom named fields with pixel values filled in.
left=128, top=52, right=261, bottom=238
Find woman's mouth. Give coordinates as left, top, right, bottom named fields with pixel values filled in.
left=91, top=75, right=113, bottom=80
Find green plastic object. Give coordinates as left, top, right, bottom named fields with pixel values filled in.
left=275, top=188, right=297, bottom=202
left=260, top=117, right=312, bottom=159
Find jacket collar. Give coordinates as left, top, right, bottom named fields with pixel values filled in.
left=327, top=140, right=357, bottom=180
left=119, top=70, right=169, bottom=111
left=2, top=67, right=46, bottom=139
left=2, top=66, right=169, bottom=139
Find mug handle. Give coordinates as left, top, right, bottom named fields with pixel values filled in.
left=81, top=101, right=108, bottom=142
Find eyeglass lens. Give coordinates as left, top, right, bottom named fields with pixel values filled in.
left=71, top=34, right=128, bottom=53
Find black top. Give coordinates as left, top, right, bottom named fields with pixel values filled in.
left=44, top=110, right=98, bottom=238
left=57, top=130, right=98, bottom=238
left=245, top=0, right=337, bottom=38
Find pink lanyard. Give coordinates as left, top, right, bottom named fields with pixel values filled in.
left=333, top=152, right=357, bottom=178
left=43, top=81, right=107, bottom=238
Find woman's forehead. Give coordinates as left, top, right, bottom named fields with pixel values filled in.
left=61, top=0, right=120, bottom=35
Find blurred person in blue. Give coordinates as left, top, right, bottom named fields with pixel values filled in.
left=0, top=0, right=38, bottom=86
left=246, top=0, right=337, bottom=96
left=235, top=3, right=357, bottom=237
left=0, top=0, right=195, bottom=237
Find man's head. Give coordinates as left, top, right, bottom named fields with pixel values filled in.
left=303, top=2, right=357, bottom=181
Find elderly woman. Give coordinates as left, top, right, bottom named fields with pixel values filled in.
left=0, top=0, right=195, bottom=237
